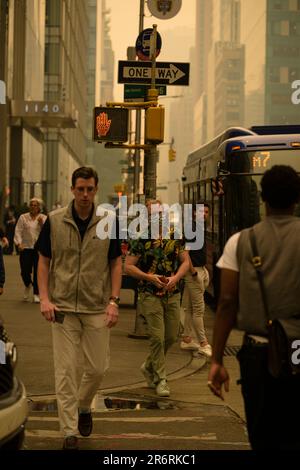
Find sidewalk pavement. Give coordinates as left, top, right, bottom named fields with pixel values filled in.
left=1, top=255, right=246, bottom=421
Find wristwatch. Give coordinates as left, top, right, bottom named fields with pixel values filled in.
left=109, top=296, right=120, bottom=306
left=192, top=271, right=198, bottom=277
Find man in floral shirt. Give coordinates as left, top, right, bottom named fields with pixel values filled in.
left=125, top=200, right=189, bottom=397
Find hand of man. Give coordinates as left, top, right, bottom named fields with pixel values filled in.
left=207, top=362, right=230, bottom=401
left=18, top=244, right=25, bottom=252
left=37, top=216, right=44, bottom=225
left=1, top=237, right=9, bottom=248
left=40, top=299, right=60, bottom=322
left=105, top=303, right=119, bottom=328
left=148, top=274, right=166, bottom=289
left=0, top=287, right=3, bottom=295
left=165, top=275, right=178, bottom=291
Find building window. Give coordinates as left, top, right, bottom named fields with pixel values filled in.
left=289, top=68, right=299, bottom=81
left=280, top=67, right=289, bottom=83
left=269, top=67, right=280, bottom=82
left=271, top=94, right=289, bottom=104
left=45, top=43, right=60, bottom=74
left=272, top=20, right=289, bottom=35
left=289, top=0, right=300, bottom=10
left=46, top=0, right=60, bottom=26
left=273, top=45, right=300, bottom=57
left=290, top=21, right=300, bottom=35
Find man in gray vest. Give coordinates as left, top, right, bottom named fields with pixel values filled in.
left=208, top=165, right=300, bottom=450
left=37, top=167, right=122, bottom=450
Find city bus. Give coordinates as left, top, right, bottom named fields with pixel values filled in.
left=182, top=125, right=300, bottom=299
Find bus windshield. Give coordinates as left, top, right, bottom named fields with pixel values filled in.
left=228, top=149, right=300, bottom=174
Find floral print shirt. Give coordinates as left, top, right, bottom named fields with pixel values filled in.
left=128, top=232, right=186, bottom=297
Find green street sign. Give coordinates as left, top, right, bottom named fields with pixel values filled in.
left=124, top=84, right=167, bottom=102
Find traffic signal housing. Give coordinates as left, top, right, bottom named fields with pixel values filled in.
left=145, top=106, right=165, bottom=144
left=93, top=107, right=129, bottom=142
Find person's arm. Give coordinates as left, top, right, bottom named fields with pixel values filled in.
left=38, top=253, right=59, bottom=322
left=207, top=268, right=239, bottom=400
left=14, top=215, right=24, bottom=250
left=124, top=254, right=166, bottom=289
left=105, top=255, right=122, bottom=329
left=165, top=250, right=190, bottom=291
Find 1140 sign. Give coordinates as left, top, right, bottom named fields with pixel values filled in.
left=93, top=107, right=129, bottom=142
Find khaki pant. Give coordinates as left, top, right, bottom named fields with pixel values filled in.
left=182, top=266, right=209, bottom=343
left=139, top=292, right=180, bottom=384
left=52, top=312, right=109, bottom=436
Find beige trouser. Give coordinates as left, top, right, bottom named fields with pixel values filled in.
left=52, top=312, right=110, bottom=436
left=182, top=266, right=209, bottom=343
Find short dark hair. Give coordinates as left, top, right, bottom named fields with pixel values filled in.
left=261, top=165, right=300, bottom=209
left=71, top=167, right=98, bottom=187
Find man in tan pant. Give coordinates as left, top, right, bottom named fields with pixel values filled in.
left=37, top=167, right=122, bottom=450
left=181, top=203, right=212, bottom=357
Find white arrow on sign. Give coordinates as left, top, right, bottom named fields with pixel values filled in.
left=123, top=64, right=186, bottom=84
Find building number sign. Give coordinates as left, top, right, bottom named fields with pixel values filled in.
left=23, top=101, right=62, bottom=115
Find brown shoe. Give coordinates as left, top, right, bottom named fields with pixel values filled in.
left=78, top=411, right=93, bottom=437
left=62, top=435, right=79, bottom=450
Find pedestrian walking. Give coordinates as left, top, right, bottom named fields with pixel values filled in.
left=14, top=198, right=46, bottom=303
left=125, top=200, right=189, bottom=398
left=208, top=165, right=300, bottom=450
left=37, top=166, right=122, bottom=450
left=181, top=203, right=212, bottom=357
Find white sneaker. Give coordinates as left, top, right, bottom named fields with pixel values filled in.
left=198, top=343, right=212, bottom=358
left=33, top=295, right=40, bottom=303
left=180, top=340, right=200, bottom=351
left=156, top=379, right=170, bottom=397
left=23, top=286, right=31, bottom=301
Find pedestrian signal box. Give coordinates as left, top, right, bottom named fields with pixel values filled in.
left=93, top=107, right=129, bottom=142
left=168, top=148, right=176, bottom=162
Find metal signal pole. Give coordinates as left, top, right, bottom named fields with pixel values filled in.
left=133, top=0, right=145, bottom=202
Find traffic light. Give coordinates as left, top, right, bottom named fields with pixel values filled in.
left=168, top=148, right=176, bottom=162
left=93, top=107, right=129, bottom=142
left=145, top=106, right=165, bottom=144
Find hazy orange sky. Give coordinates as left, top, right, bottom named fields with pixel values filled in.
left=106, top=0, right=196, bottom=99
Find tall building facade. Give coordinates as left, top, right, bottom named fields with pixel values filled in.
left=7, top=0, right=46, bottom=205
left=44, top=0, right=88, bottom=208
left=241, top=0, right=300, bottom=126
left=194, top=0, right=245, bottom=146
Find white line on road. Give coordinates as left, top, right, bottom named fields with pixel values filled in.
left=28, top=416, right=205, bottom=423
left=25, top=429, right=249, bottom=446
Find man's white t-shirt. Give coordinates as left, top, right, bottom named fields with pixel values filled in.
left=216, top=232, right=241, bottom=272
left=216, top=231, right=268, bottom=342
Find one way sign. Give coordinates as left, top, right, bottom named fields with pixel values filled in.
left=118, top=61, right=190, bottom=86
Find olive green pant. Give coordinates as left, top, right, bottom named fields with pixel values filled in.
left=139, top=292, right=181, bottom=384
